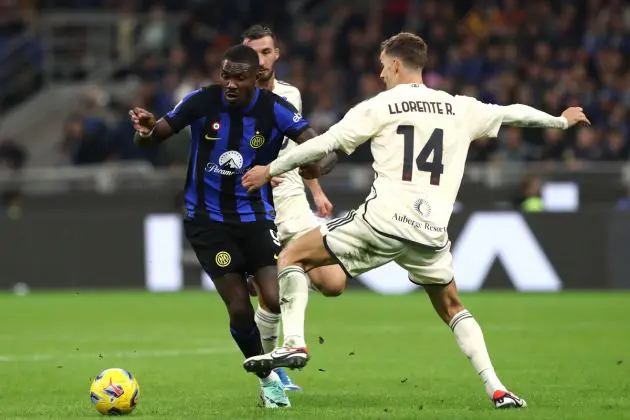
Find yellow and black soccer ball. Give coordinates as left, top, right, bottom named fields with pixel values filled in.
left=89, top=368, right=140, bottom=416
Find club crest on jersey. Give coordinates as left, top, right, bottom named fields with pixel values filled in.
left=413, top=197, right=432, bottom=218
left=206, top=151, right=246, bottom=176
left=250, top=131, right=266, bottom=149
left=215, top=251, right=231, bottom=267
left=204, top=121, right=222, bottom=140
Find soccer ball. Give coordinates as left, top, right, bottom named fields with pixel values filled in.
left=89, top=368, right=140, bottom=415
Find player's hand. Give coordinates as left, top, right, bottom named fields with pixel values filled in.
left=561, top=107, right=591, bottom=128
left=298, top=164, right=321, bottom=180
left=242, top=165, right=271, bottom=193
left=313, top=192, right=333, bottom=218
left=270, top=176, right=284, bottom=188
left=129, top=107, right=156, bottom=135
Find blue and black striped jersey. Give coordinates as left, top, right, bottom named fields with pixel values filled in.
left=164, top=85, right=310, bottom=224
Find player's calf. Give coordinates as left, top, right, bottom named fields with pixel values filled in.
left=424, top=280, right=525, bottom=407
left=254, top=266, right=282, bottom=314
left=307, top=265, right=347, bottom=297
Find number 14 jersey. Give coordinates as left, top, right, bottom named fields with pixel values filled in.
left=326, top=83, right=506, bottom=248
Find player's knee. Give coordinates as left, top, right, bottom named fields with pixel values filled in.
left=276, top=248, right=295, bottom=269
left=320, top=284, right=344, bottom=297
left=310, top=268, right=346, bottom=297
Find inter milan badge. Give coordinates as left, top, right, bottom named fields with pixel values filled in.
left=250, top=131, right=266, bottom=149
left=215, top=251, right=231, bottom=267
left=211, top=121, right=221, bottom=131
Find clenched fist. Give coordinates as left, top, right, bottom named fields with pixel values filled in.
left=129, top=107, right=157, bottom=135
left=561, top=107, right=591, bottom=128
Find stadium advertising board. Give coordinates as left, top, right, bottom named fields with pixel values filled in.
left=0, top=192, right=624, bottom=291
left=143, top=211, right=612, bottom=293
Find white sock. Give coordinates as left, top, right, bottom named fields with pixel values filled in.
left=255, top=306, right=281, bottom=354
left=449, top=310, right=507, bottom=398
left=278, top=266, right=309, bottom=348
left=259, top=369, right=279, bottom=385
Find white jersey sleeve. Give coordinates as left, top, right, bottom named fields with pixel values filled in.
left=454, top=96, right=504, bottom=140
left=268, top=99, right=380, bottom=177
left=323, top=99, right=380, bottom=155
left=455, top=95, right=569, bottom=141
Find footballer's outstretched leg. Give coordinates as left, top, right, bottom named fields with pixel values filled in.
left=244, top=228, right=343, bottom=374
left=424, top=280, right=527, bottom=409
left=250, top=272, right=303, bottom=391
left=212, top=273, right=291, bottom=408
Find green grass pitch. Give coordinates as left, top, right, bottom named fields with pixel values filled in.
left=1, top=291, right=629, bottom=419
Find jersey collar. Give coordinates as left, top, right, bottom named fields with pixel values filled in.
left=395, top=83, right=426, bottom=89
left=221, top=87, right=260, bottom=112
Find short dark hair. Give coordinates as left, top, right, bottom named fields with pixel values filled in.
left=241, top=24, right=277, bottom=46
left=380, top=32, right=428, bottom=70
left=222, top=44, right=259, bottom=69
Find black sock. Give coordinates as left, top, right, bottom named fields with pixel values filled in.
left=230, top=324, right=269, bottom=378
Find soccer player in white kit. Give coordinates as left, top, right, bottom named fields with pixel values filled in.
left=241, top=32, right=591, bottom=408
left=242, top=25, right=348, bottom=391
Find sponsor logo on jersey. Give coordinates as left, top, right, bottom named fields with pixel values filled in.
left=292, top=112, right=302, bottom=123
left=413, top=198, right=432, bottom=218
left=392, top=213, right=446, bottom=233
left=249, top=131, right=265, bottom=149
left=204, top=121, right=221, bottom=140
left=206, top=151, right=247, bottom=176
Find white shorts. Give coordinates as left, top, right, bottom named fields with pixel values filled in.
left=274, top=195, right=319, bottom=245
left=320, top=211, right=453, bottom=285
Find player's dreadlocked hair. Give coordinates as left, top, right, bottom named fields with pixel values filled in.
left=241, top=24, right=278, bottom=46
left=381, top=32, right=428, bottom=70
left=222, top=44, right=260, bottom=69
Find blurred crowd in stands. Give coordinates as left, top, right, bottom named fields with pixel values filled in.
left=0, top=0, right=629, bottom=169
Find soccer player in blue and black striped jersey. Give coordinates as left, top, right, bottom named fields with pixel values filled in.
left=130, top=44, right=336, bottom=408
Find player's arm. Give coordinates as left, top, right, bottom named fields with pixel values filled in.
left=291, top=127, right=338, bottom=178
left=287, top=89, right=339, bottom=176
left=273, top=98, right=338, bottom=177
left=496, top=104, right=590, bottom=129
left=131, top=88, right=206, bottom=147
left=460, top=96, right=591, bottom=140
left=131, top=109, right=173, bottom=146
left=304, top=178, right=333, bottom=218
left=272, top=100, right=376, bottom=177
left=243, top=100, right=377, bottom=192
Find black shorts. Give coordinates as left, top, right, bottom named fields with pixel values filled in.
left=184, top=218, right=281, bottom=279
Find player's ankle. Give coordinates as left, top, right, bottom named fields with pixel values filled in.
left=283, top=336, right=306, bottom=348
left=258, top=370, right=279, bottom=384
left=480, top=368, right=506, bottom=397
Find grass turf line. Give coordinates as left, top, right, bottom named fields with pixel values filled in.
left=0, top=291, right=628, bottom=419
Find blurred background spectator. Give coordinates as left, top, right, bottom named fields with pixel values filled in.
left=0, top=0, right=628, bottom=169
left=0, top=135, right=27, bottom=219
left=512, top=175, right=544, bottom=212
